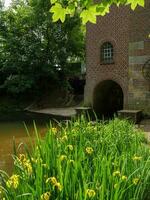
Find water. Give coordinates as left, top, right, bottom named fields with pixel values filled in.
left=0, top=112, right=52, bottom=174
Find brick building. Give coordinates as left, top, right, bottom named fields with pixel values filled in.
left=84, top=1, right=150, bottom=117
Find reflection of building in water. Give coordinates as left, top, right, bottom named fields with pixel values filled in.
left=84, top=0, right=150, bottom=116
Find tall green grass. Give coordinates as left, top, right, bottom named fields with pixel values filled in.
left=0, top=117, right=150, bottom=200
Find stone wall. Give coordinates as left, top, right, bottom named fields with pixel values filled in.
left=128, top=2, right=150, bottom=114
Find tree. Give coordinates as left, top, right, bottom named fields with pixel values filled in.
left=0, top=0, right=84, bottom=95
left=50, top=0, right=145, bottom=24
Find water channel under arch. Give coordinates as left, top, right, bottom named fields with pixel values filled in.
left=93, top=80, right=124, bottom=118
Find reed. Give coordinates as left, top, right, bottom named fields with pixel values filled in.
left=0, top=117, right=150, bottom=200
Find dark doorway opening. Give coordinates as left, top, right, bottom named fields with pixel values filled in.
left=93, top=80, right=123, bottom=118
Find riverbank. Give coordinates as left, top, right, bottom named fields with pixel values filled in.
left=0, top=111, right=149, bottom=175
left=27, top=107, right=77, bottom=117
left=27, top=107, right=150, bottom=141
left=1, top=118, right=149, bottom=200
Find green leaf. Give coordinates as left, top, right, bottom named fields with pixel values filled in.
left=50, top=3, right=66, bottom=22
left=66, top=3, right=75, bottom=15
left=96, top=3, right=110, bottom=16
left=80, top=5, right=97, bottom=24
left=49, top=0, right=145, bottom=24
left=50, top=0, right=57, bottom=4
left=127, top=0, right=145, bottom=10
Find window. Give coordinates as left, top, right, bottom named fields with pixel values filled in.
left=101, top=42, right=114, bottom=64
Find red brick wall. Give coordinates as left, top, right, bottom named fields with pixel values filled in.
left=85, top=2, right=150, bottom=114
left=85, top=6, right=130, bottom=108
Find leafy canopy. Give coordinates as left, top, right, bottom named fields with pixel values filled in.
left=0, top=0, right=84, bottom=95
left=50, top=0, right=145, bottom=24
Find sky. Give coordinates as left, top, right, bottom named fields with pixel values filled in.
left=5, top=0, right=11, bottom=7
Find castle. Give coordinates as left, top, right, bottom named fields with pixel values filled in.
left=84, top=1, right=150, bottom=117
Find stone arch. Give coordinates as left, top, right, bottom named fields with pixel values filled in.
left=92, top=72, right=128, bottom=106
left=93, top=78, right=125, bottom=118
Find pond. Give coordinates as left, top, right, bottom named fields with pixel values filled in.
left=0, top=111, right=55, bottom=174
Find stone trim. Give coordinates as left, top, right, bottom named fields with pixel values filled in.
left=129, top=56, right=150, bottom=65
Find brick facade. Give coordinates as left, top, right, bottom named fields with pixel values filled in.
left=85, top=1, right=150, bottom=115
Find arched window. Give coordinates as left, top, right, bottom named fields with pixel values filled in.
left=101, top=42, right=114, bottom=64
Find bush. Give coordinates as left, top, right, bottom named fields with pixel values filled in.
left=0, top=117, right=150, bottom=200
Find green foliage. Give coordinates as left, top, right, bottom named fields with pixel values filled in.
left=0, top=0, right=84, bottom=95
left=0, top=118, right=150, bottom=199
left=2, top=75, right=34, bottom=94
left=50, top=3, right=67, bottom=22
left=50, top=0, right=145, bottom=24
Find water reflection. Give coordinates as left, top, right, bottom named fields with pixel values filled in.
left=0, top=113, right=50, bottom=174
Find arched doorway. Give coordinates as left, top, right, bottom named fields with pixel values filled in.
left=93, top=80, right=123, bottom=118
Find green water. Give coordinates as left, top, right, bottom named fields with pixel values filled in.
left=0, top=112, right=51, bottom=174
